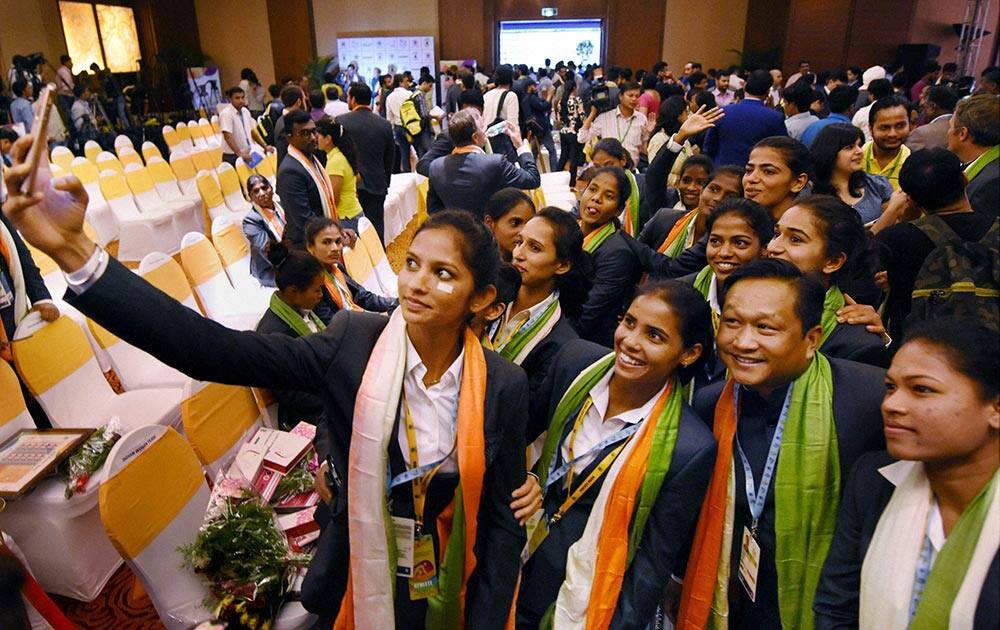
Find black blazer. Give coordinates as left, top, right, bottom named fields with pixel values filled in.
left=519, top=340, right=717, bottom=629
left=65, top=259, right=528, bottom=629
left=335, top=109, right=395, bottom=196
left=638, top=207, right=691, bottom=251
left=241, top=208, right=278, bottom=288
left=427, top=150, right=541, bottom=219
left=415, top=132, right=454, bottom=177
left=692, top=356, right=886, bottom=626
left=518, top=315, right=578, bottom=403
left=0, top=213, right=51, bottom=338
left=814, top=451, right=1000, bottom=629
left=627, top=232, right=708, bottom=280
left=275, top=157, right=323, bottom=249
left=254, top=308, right=325, bottom=427
left=967, top=158, right=999, bottom=219
left=573, top=230, right=640, bottom=348
left=313, top=266, right=396, bottom=325
left=821, top=322, right=890, bottom=368
left=639, top=137, right=685, bottom=226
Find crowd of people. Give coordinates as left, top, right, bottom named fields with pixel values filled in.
left=0, top=48, right=998, bottom=630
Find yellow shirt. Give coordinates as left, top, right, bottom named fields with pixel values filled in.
left=862, top=141, right=911, bottom=191
left=325, top=147, right=363, bottom=220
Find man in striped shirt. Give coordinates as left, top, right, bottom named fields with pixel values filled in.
left=577, top=80, right=648, bottom=165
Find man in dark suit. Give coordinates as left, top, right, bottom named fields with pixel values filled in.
left=274, top=110, right=327, bottom=249
left=907, top=85, right=957, bottom=151
left=947, top=94, right=998, bottom=218
left=426, top=108, right=540, bottom=220
left=415, top=89, right=484, bottom=177
left=703, top=69, right=788, bottom=167
left=335, top=82, right=395, bottom=240
left=680, top=260, right=886, bottom=629
left=272, top=86, right=305, bottom=168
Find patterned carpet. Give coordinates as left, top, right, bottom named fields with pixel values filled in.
left=50, top=565, right=164, bottom=630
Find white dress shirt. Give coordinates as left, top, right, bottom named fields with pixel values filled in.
left=219, top=104, right=255, bottom=156
left=483, top=87, right=520, bottom=125
left=385, top=87, right=413, bottom=126
left=578, top=106, right=648, bottom=165
left=324, top=99, right=349, bottom=118
left=398, top=337, right=465, bottom=474
left=561, top=369, right=667, bottom=472
left=496, top=291, right=558, bottom=348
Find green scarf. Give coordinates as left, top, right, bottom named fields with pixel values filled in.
left=911, top=471, right=999, bottom=629
left=582, top=222, right=617, bottom=254
left=537, top=353, right=683, bottom=629
left=268, top=292, right=325, bottom=338
left=965, top=145, right=1000, bottom=182
left=820, top=286, right=846, bottom=346
left=497, top=297, right=559, bottom=362
left=692, top=265, right=714, bottom=300
left=773, top=352, right=840, bottom=630
left=661, top=211, right=698, bottom=258
left=624, top=170, right=641, bottom=235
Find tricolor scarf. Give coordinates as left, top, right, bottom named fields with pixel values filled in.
left=657, top=209, right=699, bottom=258
left=286, top=145, right=339, bottom=222
left=324, top=265, right=360, bottom=312
left=692, top=266, right=719, bottom=334
left=820, top=286, right=846, bottom=346
left=860, top=461, right=999, bottom=630
left=0, top=221, right=30, bottom=361
left=535, top=354, right=682, bottom=628
left=252, top=201, right=286, bottom=242
left=581, top=222, right=616, bottom=254
left=336, top=310, right=487, bottom=629
left=622, top=171, right=641, bottom=236
left=678, top=353, right=839, bottom=630
left=494, top=294, right=561, bottom=365
left=0, top=540, right=75, bottom=630
left=267, top=292, right=325, bottom=338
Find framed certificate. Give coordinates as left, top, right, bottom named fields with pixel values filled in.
left=0, top=429, right=94, bottom=499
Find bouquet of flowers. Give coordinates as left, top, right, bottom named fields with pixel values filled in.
left=180, top=479, right=310, bottom=630
left=62, top=418, right=121, bottom=499
left=270, top=454, right=319, bottom=505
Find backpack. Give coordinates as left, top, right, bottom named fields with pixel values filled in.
left=399, top=93, right=424, bottom=140
left=907, top=215, right=999, bottom=326
left=488, top=90, right=518, bottom=162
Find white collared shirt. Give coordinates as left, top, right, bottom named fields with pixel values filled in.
left=879, top=461, right=946, bottom=563
left=578, top=106, right=648, bottom=165
left=561, top=369, right=668, bottom=472
left=385, top=87, right=413, bottom=126
left=398, top=337, right=465, bottom=474
left=219, top=104, right=255, bottom=156
left=497, top=292, right=558, bottom=347
left=707, top=274, right=720, bottom=315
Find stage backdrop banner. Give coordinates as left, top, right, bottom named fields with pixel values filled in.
left=337, top=36, right=435, bottom=89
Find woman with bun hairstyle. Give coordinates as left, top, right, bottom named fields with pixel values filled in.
left=304, top=216, right=395, bottom=322
left=255, top=240, right=327, bottom=426
left=3, top=132, right=532, bottom=630
left=483, top=187, right=536, bottom=262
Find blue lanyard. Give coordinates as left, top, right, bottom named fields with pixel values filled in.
left=491, top=292, right=559, bottom=352
left=385, top=394, right=458, bottom=496
left=909, top=509, right=936, bottom=620
left=545, top=422, right=642, bottom=490
left=734, top=384, right=794, bottom=535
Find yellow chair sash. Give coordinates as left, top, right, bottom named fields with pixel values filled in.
left=99, top=172, right=132, bottom=201
left=85, top=143, right=101, bottom=163
left=143, top=143, right=163, bottom=162
left=0, top=360, right=28, bottom=425
left=99, top=428, right=205, bottom=558
left=359, top=223, right=388, bottom=267
left=210, top=118, right=221, bottom=135
left=191, top=151, right=215, bottom=173
left=162, top=129, right=180, bottom=148
left=186, top=121, right=203, bottom=141
left=86, top=318, right=121, bottom=350
left=181, top=237, right=226, bottom=286
left=416, top=179, right=429, bottom=221
left=213, top=224, right=250, bottom=266
left=51, top=149, right=73, bottom=171
left=147, top=159, right=178, bottom=184
left=12, top=316, right=94, bottom=396
left=72, top=160, right=100, bottom=185
left=217, top=167, right=242, bottom=196
left=254, top=154, right=275, bottom=178
left=343, top=244, right=374, bottom=283
left=182, top=383, right=259, bottom=465
left=199, top=121, right=214, bottom=140
left=175, top=124, right=192, bottom=143
left=97, top=155, right=124, bottom=174
left=24, top=241, right=58, bottom=277
left=235, top=161, right=253, bottom=194
left=170, top=156, right=197, bottom=181
left=208, top=147, right=223, bottom=168
left=141, top=258, right=195, bottom=305
left=196, top=174, right=226, bottom=209
left=124, top=167, right=156, bottom=195
left=119, top=150, right=143, bottom=168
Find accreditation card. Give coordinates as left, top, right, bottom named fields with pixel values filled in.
left=738, top=526, right=760, bottom=602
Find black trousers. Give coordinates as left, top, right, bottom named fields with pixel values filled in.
left=357, top=189, right=387, bottom=243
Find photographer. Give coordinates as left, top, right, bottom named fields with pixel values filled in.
left=55, top=55, right=75, bottom=117
left=70, top=84, right=97, bottom=149
left=577, top=79, right=647, bottom=165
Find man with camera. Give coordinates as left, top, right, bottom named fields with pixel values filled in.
left=577, top=79, right=647, bottom=165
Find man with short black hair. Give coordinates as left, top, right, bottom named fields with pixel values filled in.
left=703, top=69, right=787, bottom=167
left=578, top=80, right=647, bottom=164
left=799, top=84, right=858, bottom=147
left=275, top=110, right=339, bottom=248
left=687, top=71, right=708, bottom=92
left=484, top=64, right=520, bottom=127
left=876, top=148, right=996, bottom=336
left=785, top=60, right=811, bottom=88
left=852, top=76, right=892, bottom=142
left=220, top=86, right=270, bottom=166
left=54, top=55, right=74, bottom=116
left=426, top=109, right=539, bottom=219
left=8, top=81, right=33, bottom=134
left=907, top=86, right=957, bottom=151
left=70, top=84, right=95, bottom=134
left=677, top=258, right=885, bottom=629
left=947, top=94, right=999, bottom=217
left=385, top=74, right=415, bottom=172
left=273, top=85, right=305, bottom=166
left=863, top=96, right=911, bottom=190
left=335, top=82, right=395, bottom=240
left=782, top=79, right=819, bottom=140
left=0, top=127, right=17, bottom=169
